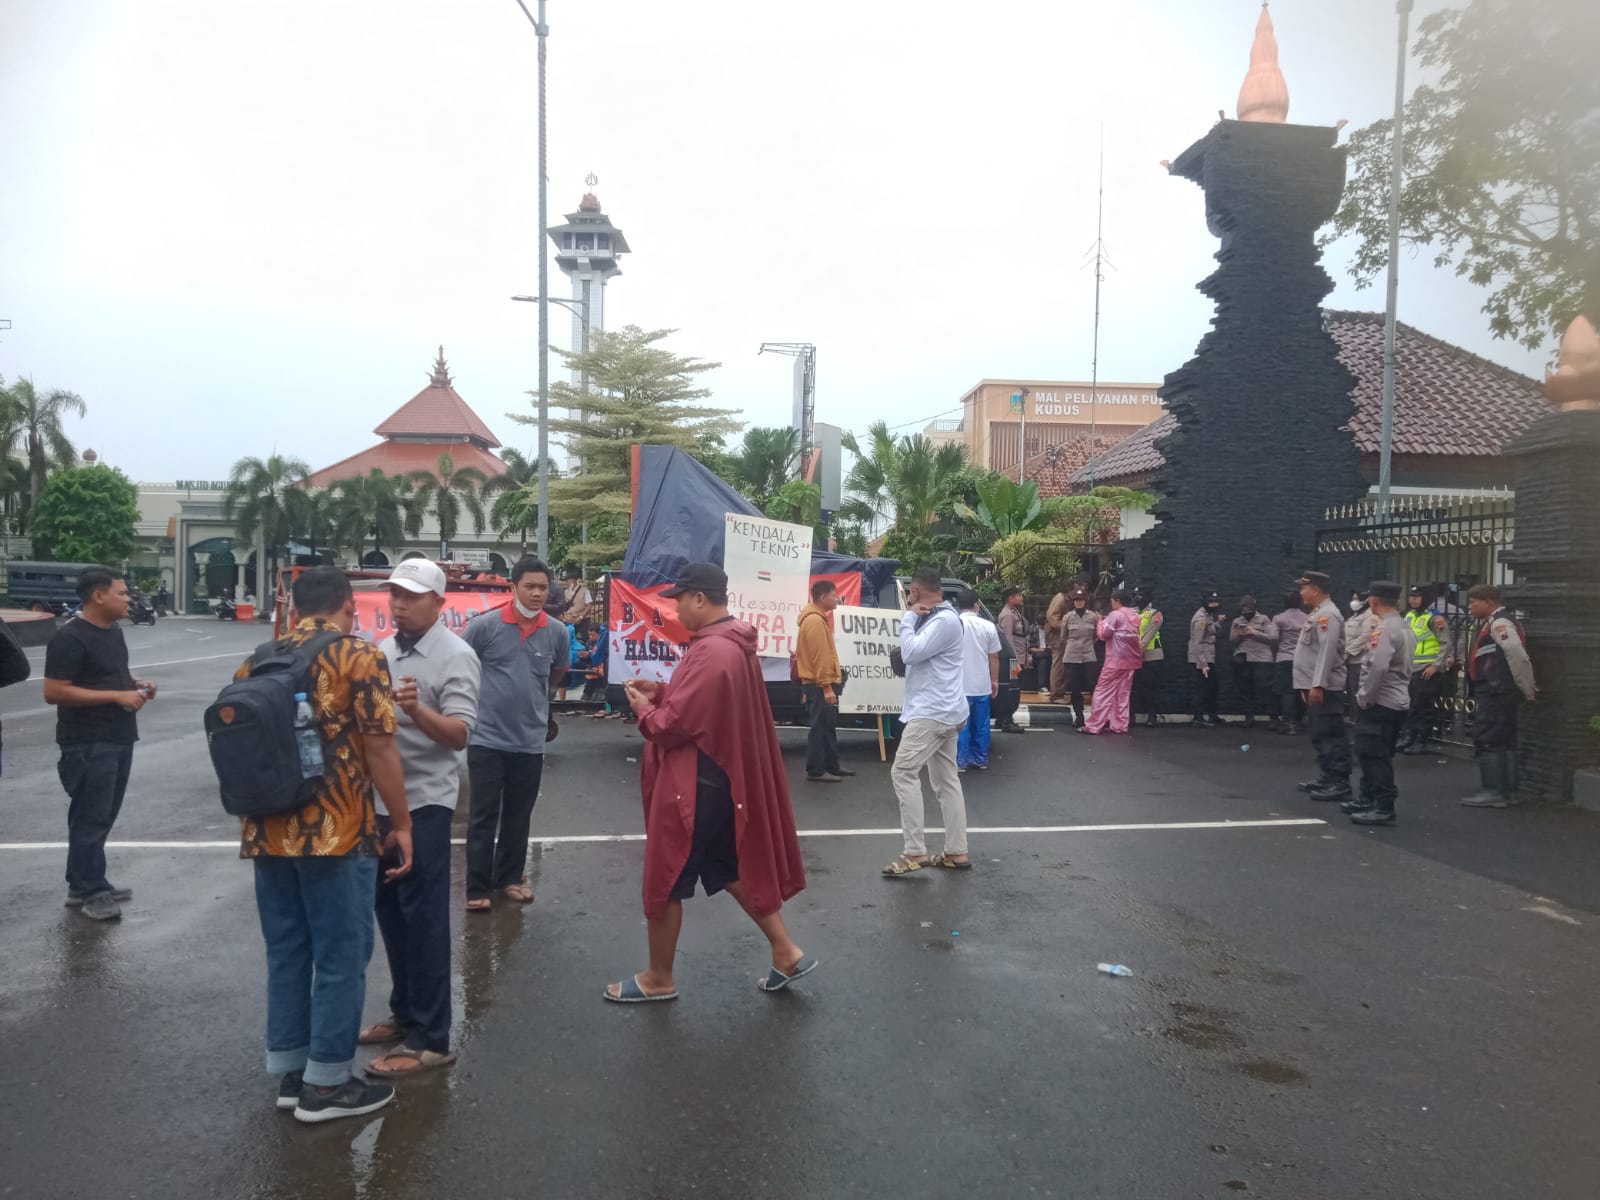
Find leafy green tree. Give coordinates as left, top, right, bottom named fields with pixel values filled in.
left=332, top=470, right=414, bottom=565
left=3, top=376, right=86, bottom=507
left=989, top=530, right=1083, bottom=598
left=223, top=454, right=310, bottom=590
left=483, top=449, right=548, bottom=555
left=728, top=427, right=800, bottom=509
left=30, top=464, right=139, bottom=564
left=952, top=475, right=1053, bottom=538
left=285, top=487, right=338, bottom=562
left=407, top=452, right=488, bottom=560
left=514, top=325, right=741, bottom=559
left=1325, top=0, right=1599, bottom=349
left=841, top=420, right=969, bottom=533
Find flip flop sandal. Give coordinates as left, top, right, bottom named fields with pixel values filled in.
left=365, top=1047, right=458, bottom=1078
left=466, top=898, right=492, bottom=913
left=758, top=956, right=819, bottom=993
left=929, top=852, right=973, bottom=870
left=358, top=1020, right=405, bottom=1046
left=882, top=855, right=928, bottom=878
left=603, top=974, right=679, bottom=1004
left=500, top=882, right=534, bottom=903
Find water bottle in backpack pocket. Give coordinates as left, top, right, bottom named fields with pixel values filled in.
left=204, top=630, right=343, bottom=818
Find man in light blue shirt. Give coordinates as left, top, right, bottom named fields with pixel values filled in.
left=883, top=568, right=971, bottom=878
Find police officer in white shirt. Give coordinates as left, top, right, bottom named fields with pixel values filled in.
left=1347, top=581, right=1414, bottom=826
left=1293, top=571, right=1353, bottom=804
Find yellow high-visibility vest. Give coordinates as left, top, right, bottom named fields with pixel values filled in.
left=1139, top=608, right=1162, bottom=650
left=1407, top=609, right=1439, bottom=664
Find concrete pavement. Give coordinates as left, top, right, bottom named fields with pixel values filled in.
left=2, top=621, right=1598, bottom=1198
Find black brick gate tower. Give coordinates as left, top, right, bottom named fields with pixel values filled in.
left=1134, top=119, right=1367, bottom=712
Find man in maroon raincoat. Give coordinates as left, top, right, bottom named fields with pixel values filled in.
left=604, top=562, right=815, bottom=1003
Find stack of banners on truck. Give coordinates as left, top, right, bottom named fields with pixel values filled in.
left=608, top=573, right=861, bottom=685
left=830, top=605, right=906, bottom=715
left=722, top=513, right=814, bottom=660
left=349, top=590, right=508, bottom=642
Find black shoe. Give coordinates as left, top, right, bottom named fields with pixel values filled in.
left=65, top=886, right=133, bottom=907
left=1073, top=715, right=1085, bottom=729
left=1144, top=716, right=1159, bottom=728
left=834, top=768, right=856, bottom=777
left=1350, top=808, right=1396, bottom=826
left=277, top=1071, right=304, bottom=1112
left=293, top=1077, right=396, bottom=1124
left=999, top=724, right=1026, bottom=735
left=1296, top=779, right=1324, bottom=793
left=1240, top=718, right=1256, bottom=729
left=1307, top=782, right=1354, bottom=803
left=1185, top=718, right=1207, bottom=727
left=1340, top=798, right=1374, bottom=814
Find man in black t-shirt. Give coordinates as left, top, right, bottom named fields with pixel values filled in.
left=43, top=568, right=157, bottom=921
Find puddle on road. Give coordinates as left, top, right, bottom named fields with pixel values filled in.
left=1162, top=1000, right=1246, bottom=1051
left=1233, top=1059, right=1307, bottom=1085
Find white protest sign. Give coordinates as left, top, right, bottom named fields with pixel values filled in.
left=832, top=605, right=905, bottom=715
left=723, top=512, right=813, bottom=659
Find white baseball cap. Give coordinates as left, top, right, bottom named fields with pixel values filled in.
left=388, top=559, right=447, bottom=597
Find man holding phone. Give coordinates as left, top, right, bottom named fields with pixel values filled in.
left=363, top=560, right=481, bottom=1078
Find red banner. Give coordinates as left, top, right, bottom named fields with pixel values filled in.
left=606, top=571, right=861, bottom=684
left=350, top=590, right=509, bottom=642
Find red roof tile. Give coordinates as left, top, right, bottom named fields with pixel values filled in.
left=1071, top=311, right=1553, bottom=487
left=306, top=440, right=508, bottom=489
left=374, top=384, right=502, bottom=448
left=1023, top=427, right=1148, bottom=497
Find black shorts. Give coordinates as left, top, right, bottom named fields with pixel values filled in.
left=671, top=768, right=740, bottom=901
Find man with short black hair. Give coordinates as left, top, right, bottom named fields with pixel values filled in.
left=1186, top=590, right=1226, bottom=727
left=1347, top=581, right=1415, bottom=825
left=43, top=569, right=156, bottom=921
left=240, top=564, right=411, bottom=1124
left=1460, top=583, right=1537, bottom=809
left=955, top=589, right=1001, bottom=772
left=363, top=560, right=481, bottom=1078
left=460, top=556, right=569, bottom=911
left=1293, top=571, right=1353, bottom=804
left=797, top=578, right=847, bottom=783
left=883, top=568, right=970, bottom=876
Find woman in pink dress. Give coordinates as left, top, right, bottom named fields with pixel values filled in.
left=1081, top=590, right=1143, bottom=734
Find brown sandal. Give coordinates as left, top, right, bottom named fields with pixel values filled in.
left=882, top=855, right=928, bottom=877
left=365, top=1047, right=457, bottom=1077
left=929, top=852, right=973, bottom=871
left=466, top=898, right=492, bottom=913
left=358, top=1019, right=404, bottom=1045
left=500, top=882, right=534, bottom=903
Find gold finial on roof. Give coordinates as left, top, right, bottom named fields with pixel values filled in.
left=1545, top=314, right=1600, bottom=411
left=1237, top=3, right=1289, bottom=123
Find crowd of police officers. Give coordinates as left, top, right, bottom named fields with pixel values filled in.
left=1041, top=572, right=1539, bottom=826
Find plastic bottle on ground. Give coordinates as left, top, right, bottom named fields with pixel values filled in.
left=1096, top=963, right=1133, bottom=977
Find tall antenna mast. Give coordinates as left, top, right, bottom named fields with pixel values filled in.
left=1085, top=127, right=1109, bottom=490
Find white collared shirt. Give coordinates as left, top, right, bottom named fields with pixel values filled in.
left=899, top=603, right=968, bottom=726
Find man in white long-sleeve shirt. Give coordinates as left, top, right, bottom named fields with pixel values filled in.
left=1348, top=580, right=1415, bottom=826
left=1293, top=570, right=1353, bottom=804
left=882, top=568, right=971, bottom=878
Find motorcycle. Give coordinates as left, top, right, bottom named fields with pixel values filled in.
left=214, top=596, right=238, bottom=621
left=127, top=588, right=157, bottom=626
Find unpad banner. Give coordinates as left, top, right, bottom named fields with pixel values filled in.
left=350, top=591, right=507, bottom=642
left=723, top=513, right=813, bottom=660
left=832, top=605, right=906, bottom=716
left=608, top=573, right=863, bottom=686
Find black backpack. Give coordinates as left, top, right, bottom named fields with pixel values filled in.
left=204, top=630, right=344, bottom=818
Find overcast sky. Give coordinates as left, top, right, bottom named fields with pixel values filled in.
left=0, top=0, right=1551, bottom=484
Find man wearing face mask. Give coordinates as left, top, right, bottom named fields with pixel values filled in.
left=1229, top=596, right=1278, bottom=729
left=1058, top=588, right=1098, bottom=728
left=1186, top=591, right=1226, bottom=727
left=459, top=557, right=569, bottom=912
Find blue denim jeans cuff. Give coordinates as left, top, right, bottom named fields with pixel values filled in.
left=302, top=1058, right=354, bottom=1088
left=266, top=1045, right=309, bottom=1075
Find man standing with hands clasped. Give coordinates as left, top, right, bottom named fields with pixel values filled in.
left=883, top=568, right=970, bottom=876
left=1346, top=581, right=1415, bottom=826
left=1293, top=570, right=1353, bottom=805
left=363, top=560, right=481, bottom=1078
left=605, top=562, right=811, bottom=1002
left=44, top=569, right=157, bottom=921
left=797, top=578, right=850, bottom=784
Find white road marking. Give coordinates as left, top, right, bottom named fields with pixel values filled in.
left=0, top=818, right=1326, bottom=851
left=1522, top=904, right=1581, bottom=926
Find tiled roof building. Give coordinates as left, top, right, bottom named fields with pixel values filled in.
left=1069, top=311, right=1553, bottom=491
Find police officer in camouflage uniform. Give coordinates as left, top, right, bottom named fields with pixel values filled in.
left=1292, top=571, right=1352, bottom=804
left=1346, top=581, right=1415, bottom=826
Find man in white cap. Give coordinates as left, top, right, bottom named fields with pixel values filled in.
left=361, top=559, right=481, bottom=1078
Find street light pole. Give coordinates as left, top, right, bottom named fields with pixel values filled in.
left=512, top=0, right=551, bottom=561
left=1377, top=0, right=1414, bottom=520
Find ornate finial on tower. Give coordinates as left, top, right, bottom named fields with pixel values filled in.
left=429, top=346, right=452, bottom=387
left=585, top=172, right=598, bottom=188
left=1545, top=315, right=1600, bottom=411
left=1237, top=3, right=1290, bottom=124
left=579, top=191, right=601, bottom=212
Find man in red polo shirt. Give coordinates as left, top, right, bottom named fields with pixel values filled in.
left=459, top=557, right=568, bottom=912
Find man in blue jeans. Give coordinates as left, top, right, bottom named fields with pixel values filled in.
left=363, top=560, right=480, bottom=1078
left=236, top=566, right=412, bottom=1124
left=43, top=569, right=157, bottom=921
left=955, top=589, right=1001, bottom=772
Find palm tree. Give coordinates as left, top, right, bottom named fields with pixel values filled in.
left=332, top=470, right=413, bottom=565
left=223, top=454, right=310, bottom=595
left=728, top=427, right=800, bottom=509
left=407, top=452, right=488, bottom=560
left=285, top=486, right=339, bottom=562
left=482, top=449, right=541, bottom=554
left=841, top=420, right=967, bottom=533
left=4, top=377, right=86, bottom=507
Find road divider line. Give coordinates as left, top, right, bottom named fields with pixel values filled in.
left=0, top=818, right=1326, bottom=852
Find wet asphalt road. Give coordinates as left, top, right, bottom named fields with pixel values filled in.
left=3, top=618, right=1599, bottom=1199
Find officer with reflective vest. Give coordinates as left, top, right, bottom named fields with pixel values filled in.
left=1398, top=584, right=1454, bottom=755
left=1129, top=587, right=1164, bottom=729
left=1460, top=583, right=1537, bottom=808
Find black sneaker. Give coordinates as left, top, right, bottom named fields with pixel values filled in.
left=79, top=893, right=122, bottom=921
left=277, top=1070, right=304, bottom=1111
left=1350, top=808, right=1396, bottom=826
left=293, top=1077, right=395, bottom=1124
left=66, top=886, right=133, bottom=907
